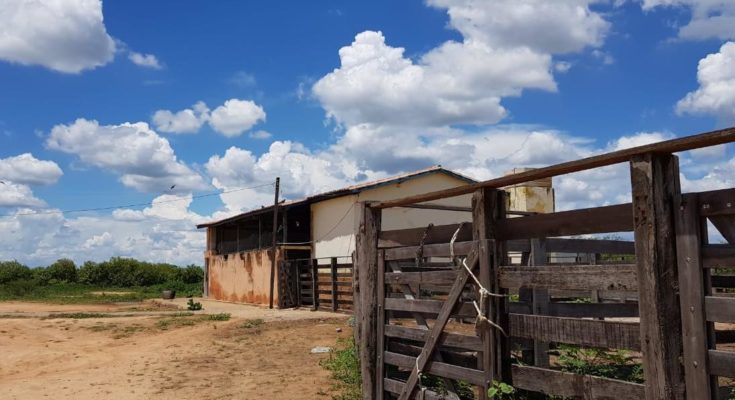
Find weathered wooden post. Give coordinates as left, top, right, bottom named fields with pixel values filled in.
left=675, top=193, right=716, bottom=399
left=311, top=258, right=319, bottom=311
left=331, top=257, right=339, bottom=312
left=355, top=202, right=381, bottom=400
left=630, top=152, right=685, bottom=400
left=472, top=188, right=510, bottom=398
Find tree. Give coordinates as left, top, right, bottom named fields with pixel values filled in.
left=47, top=258, right=77, bottom=283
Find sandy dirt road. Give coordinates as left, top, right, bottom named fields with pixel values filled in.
left=0, top=300, right=351, bottom=400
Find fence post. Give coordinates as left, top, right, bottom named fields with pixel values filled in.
left=630, top=152, right=685, bottom=400
left=675, top=193, right=716, bottom=399
left=355, top=202, right=381, bottom=400
left=472, top=188, right=510, bottom=397
left=311, top=258, right=319, bottom=311
left=331, top=257, right=339, bottom=312
left=295, top=261, right=302, bottom=307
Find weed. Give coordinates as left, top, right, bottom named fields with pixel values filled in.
left=488, top=381, right=516, bottom=399
left=187, top=298, right=203, bottom=311
left=556, top=344, right=643, bottom=383
left=240, top=318, right=264, bottom=329
left=43, top=312, right=115, bottom=319
left=320, top=337, right=361, bottom=400
left=207, top=313, right=231, bottom=321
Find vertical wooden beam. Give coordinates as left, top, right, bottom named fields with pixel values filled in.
left=331, top=257, right=339, bottom=312
left=311, top=258, right=319, bottom=311
left=630, top=152, right=685, bottom=400
left=472, top=188, right=508, bottom=397
left=355, top=202, right=381, bottom=400
left=675, top=193, right=716, bottom=399
left=376, top=250, right=386, bottom=400
left=295, top=261, right=302, bottom=307
left=269, top=177, right=280, bottom=309
left=530, top=238, right=550, bottom=368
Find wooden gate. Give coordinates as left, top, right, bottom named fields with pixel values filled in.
left=287, top=258, right=354, bottom=312
left=353, top=128, right=735, bottom=400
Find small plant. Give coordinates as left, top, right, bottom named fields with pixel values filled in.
left=320, top=337, right=361, bottom=400
left=187, top=298, right=202, bottom=310
left=240, top=318, right=264, bottom=329
left=488, top=381, right=515, bottom=399
left=207, top=313, right=231, bottom=321
left=557, top=344, right=643, bottom=383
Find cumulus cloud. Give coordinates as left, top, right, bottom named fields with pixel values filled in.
left=153, top=102, right=210, bottom=134
left=0, top=0, right=116, bottom=73
left=641, top=0, right=735, bottom=41
left=0, top=182, right=45, bottom=208
left=128, top=52, right=163, bottom=69
left=249, top=130, right=272, bottom=140
left=0, top=153, right=63, bottom=185
left=46, top=118, right=207, bottom=193
left=152, top=99, right=266, bottom=136
left=676, top=42, right=735, bottom=124
left=209, top=99, right=267, bottom=137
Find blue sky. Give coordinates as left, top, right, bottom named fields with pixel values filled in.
left=1, top=0, right=734, bottom=266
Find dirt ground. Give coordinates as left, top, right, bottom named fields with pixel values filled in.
left=0, top=300, right=352, bottom=400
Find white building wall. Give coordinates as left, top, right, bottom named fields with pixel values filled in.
left=310, top=173, right=473, bottom=263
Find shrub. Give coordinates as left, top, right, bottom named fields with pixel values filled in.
left=321, top=337, right=361, bottom=400
left=179, top=265, right=204, bottom=284
left=47, top=258, right=77, bottom=283
left=207, top=313, right=231, bottom=321
left=187, top=299, right=203, bottom=311
left=0, top=261, right=32, bottom=284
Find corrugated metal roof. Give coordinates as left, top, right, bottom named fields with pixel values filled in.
left=196, top=165, right=475, bottom=228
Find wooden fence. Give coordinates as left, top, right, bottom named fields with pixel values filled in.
left=353, top=127, right=735, bottom=400
left=287, top=258, right=354, bottom=312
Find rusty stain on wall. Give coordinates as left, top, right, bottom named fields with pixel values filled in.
left=205, top=247, right=283, bottom=307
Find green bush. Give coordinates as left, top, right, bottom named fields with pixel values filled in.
left=0, top=261, right=32, bottom=283
left=321, top=337, right=361, bottom=400
left=47, top=258, right=77, bottom=283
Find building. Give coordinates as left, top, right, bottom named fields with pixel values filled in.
left=196, top=165, right=554, bottom=308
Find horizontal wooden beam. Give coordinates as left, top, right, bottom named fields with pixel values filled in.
left=373, top=127, right=735, bottom=209
left=384, top=324, right=483, bottom=352
left=496, top=204, right=633, bottom=240
left=698, top=188, right=735, bottom=217
left=384, top=298, right=476, bottom=318
left=509, top=313, right=641, bottom=351
left=709, top=350, right=735, bottom=378
left=383, top=240, right=476, bottom=260
left=545, top=238, right=636, bottom=255
left=499, top=264, right=638, bottom=291
left=547, top=302, right=639, bottom=318
left=384, top=378, right=449, bottom=400
left=511, top=365, right=645, bottom=399
left=379, top=223, right=472, bottom=248
left=702, top=244, right=735, bottom=268
left=705, top=296, right=735, bottom=323
left=383, top=351, right=486, bottom=386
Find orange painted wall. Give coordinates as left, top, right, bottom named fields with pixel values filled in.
left=206, top=247, right=282, bottom=307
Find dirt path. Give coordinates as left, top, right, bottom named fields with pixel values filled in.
left=0, top=301, right=352, bottom=399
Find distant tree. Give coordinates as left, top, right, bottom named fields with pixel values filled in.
left=47, top=258, right=77, bottom=283
left=0, top=261, right=32, bottom=283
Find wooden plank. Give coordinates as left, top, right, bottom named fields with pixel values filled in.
left=311, top=259, right=319, bottom=311
left=385, top=270, right=457, bottom=286
left=698, top=188, right=735, bottom=217
left=545, top=238, right=636, bottom=255
left=354, top=203, right=381, bottom=400
left=397, top=249, right=479, bottom=399
left=496, top=204, right=633, bottom=239
left=384, top=325, right=484, bottom=352
left=710, top=215, right=735, bottom=243
left=331, top=258, right=339, bottom=312
left=530, top=238, right=550, bottom=368
left=705, top=296, right=735, bottom=323
left=383, top=240, right=475, bottom=260
left=708, top=350, right=735, bottom=378
left=509, top=314, right=641, bottom=351
left=498, top=264, right=637, bottom=291
left=711, top=275, right=735, bottom=288
left=373, top=127, right=735, bottom=209
left=387, top=341, right=477, bottom=369
left=384, top=379, right=448, bottom=400
left=674, top=193, right=714, bottom=400
left=511, top=365, right=645, bottom=399
left=630, top=152, right=685, bottom=400
left=379, top=223, right=472, bottom=248
left=376, top=251, right=385, bottom=399
left=547, top=302, right=639, bottom=318
left=702, top=244, right=735, bottom=268
left=384, top=351, right=486, bottom=386
left=384, top=298, right=477, bottom=319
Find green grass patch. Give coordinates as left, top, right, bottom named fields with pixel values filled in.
left=557, top=344, right=643, bottom=383
left=43, top=312, right=118, bottom=319
left=207, top=313, right=231, bottom=321
left=320, top=337, right=361, bottom=400
left=0, top=282, right=202, bottom=304
left=239, top=318, right=264, bottom=329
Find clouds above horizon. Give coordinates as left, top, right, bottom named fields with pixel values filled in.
left=677, top=41, right=735, bottom=124
left=642, top=0, right=735, bottom=41
left=152, top=99, right=266, bottom=137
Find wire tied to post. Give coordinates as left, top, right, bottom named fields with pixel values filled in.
left=449, top=224, right=507, bottom=337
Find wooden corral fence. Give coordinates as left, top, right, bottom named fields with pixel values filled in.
left=353, top=127, right=735, bottom=400
left=284, top=258, right=354, bottom=312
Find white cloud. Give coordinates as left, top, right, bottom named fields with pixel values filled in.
left=209, top=99, right=267, bottom=137
left=0, top=182, right=45, bottom=208
left=112, top=208, right=146, bottom=222
left=83, top=231, right=112, bottom=249
left=128, top=52, right=163, bottom=69
left=228, top=71, right=257, bottom=87
left=609, top=131, right=674, bottom=151
left=249, top=130, right=272, bottom=139
left=641, top=0, right=735, bottom=41
left=152, top=99, right=266, bottom=136
left=0, top=0, right=116, bottom=73
left=152, top=102, right=209, bottom=134
left=46, top=118, right=207, bottom=193
left=676, top=42, right=735, bottom=124
left=0, top=153, right=63, bottom=185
